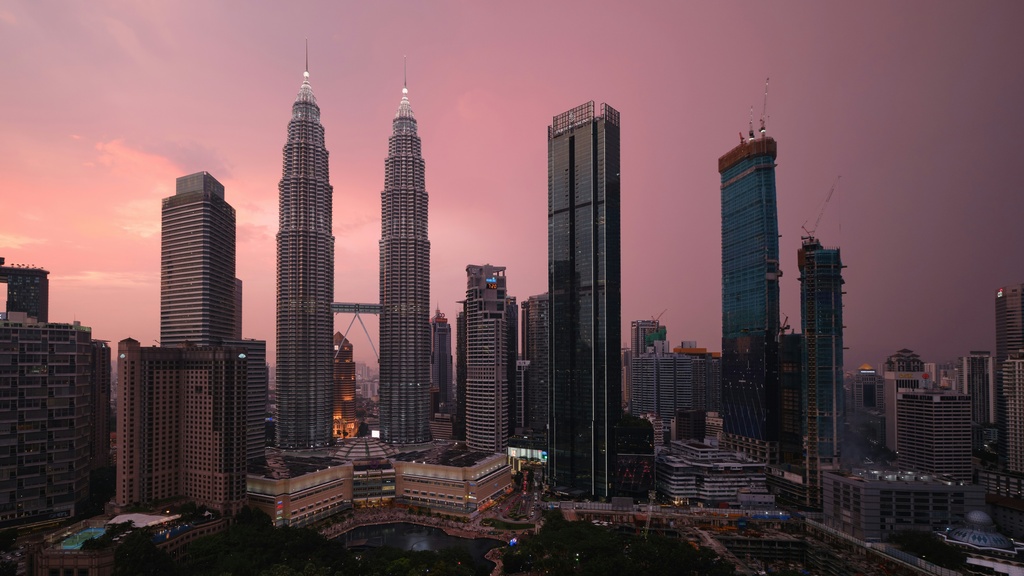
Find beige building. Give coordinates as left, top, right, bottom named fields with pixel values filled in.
left=116, top=339, right=248, bottom=516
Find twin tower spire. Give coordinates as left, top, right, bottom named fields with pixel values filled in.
left=276, top=45, right=430, bottom=448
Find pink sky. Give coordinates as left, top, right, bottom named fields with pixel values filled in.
left=2, top=2, right=1023, bottom=369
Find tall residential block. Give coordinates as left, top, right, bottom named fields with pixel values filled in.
left=464, top=264, right=510, bottom=453
left=895, top=387, right=972, bottom=481
left=161, top=171, right=236, bottom=347
left=798, top=237, right=844, bottom=507
left=379, top=79, right=431, bottom=445
left=332, top=332, right=356, bottom=439
left=89, top=340, right=112, bottom=470
left=883, top=349, right=927, bottom=452
left=276, top=66, right=334, bottom=449
left=996, top=284, right=1024, bottom=457
left=548, top=101, right=621, bottom=498
left=0, top=259, right=49, bottom=322
left=116, top=338, right=248, bottom=515
left=1003, top=351, right=1024, bottom=474
left=521, top=294, right=549, bottom=432
left=630, top=339, right=695, bottom=443
left=719, top=134, right=781, bottom=463
left=0, top=313, right=91, bottom=528
left=430, top=309, right=454, bottom=415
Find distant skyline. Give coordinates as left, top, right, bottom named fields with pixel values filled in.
left=2, top=2, right=1023, bottom=370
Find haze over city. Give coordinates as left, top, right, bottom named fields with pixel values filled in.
left=2, top=1, right=1023, bottom=369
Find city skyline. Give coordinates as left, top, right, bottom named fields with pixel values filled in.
left=2, top=2, right=1024, bottom=371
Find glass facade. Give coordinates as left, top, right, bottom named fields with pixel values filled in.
left=799, top=238, right=844, bottom=505
left=547, top=102, right=621, bottom=498
left=719, top=137, right=780, bottom=447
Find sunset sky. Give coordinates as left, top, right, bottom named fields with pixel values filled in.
left=2, top=1, right=1023, bottom=370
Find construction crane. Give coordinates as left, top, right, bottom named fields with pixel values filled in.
left=652, top=309, right=668, bottom=324
left=759, top=77, right=770, bottom=135
left=802, top=176, right=841, bottom=239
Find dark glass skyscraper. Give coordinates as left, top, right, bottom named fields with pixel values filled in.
left=719, top=135, right=781, bottom=463
left=379, top=81, right=431, bottom=444
left=798, top=237, right=844, bottom=507
left=161, top=172, right=236, bottom=347
left=430, top=308, right=453, bottom=415
left=276, top=68, right=334, bottom=449
left=522, top=293, right=549, bottom=431
left=548, top=101, right=621, bottom=498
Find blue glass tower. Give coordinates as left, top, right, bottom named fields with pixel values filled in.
left=799, top=237, right=844, bottom=507
left=719, top=136, right=780, bottom=461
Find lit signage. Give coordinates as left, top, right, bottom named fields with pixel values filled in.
left=998, top=288, right=1005, bottom=298
left=486, top=282, right=498, bottom=290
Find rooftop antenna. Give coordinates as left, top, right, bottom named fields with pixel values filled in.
left=759, top=77, right=770, bottom=136
left=304, top=38, right=309, bottom=79
left=748, top=106, right=755, bottom=141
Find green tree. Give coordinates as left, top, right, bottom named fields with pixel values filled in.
left=114, top=530, right=179, bottom=576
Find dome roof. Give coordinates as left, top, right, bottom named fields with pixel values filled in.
left=943, top=510, right=1017, bottom=552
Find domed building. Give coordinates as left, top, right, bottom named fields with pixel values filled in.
left=941, top=510, right=1018, bottom=554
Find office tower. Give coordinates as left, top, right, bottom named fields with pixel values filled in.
left=798, top=237, right=845, bottom=507
left=505, top=296, right=519, bottom=437
left=719, top=133, right=781, bottom=463
left=959, top=351, right=995, bottom=424
left=548, top=101, right=622, bottom=498
left=850, top=364, right=885, bottom=413
left=515, top=360, right=529, bottom=430
left=332, top=332, right=356, bottom=439
left=622, top=348, right=632, bottom=412
left=895, top=386, right=972, bottom=481
left=521, top=294, right=549, bottom=431
left=672, top=409, right=707, bottom=442
left=116, top=338, right=247, bottom=515
left=778, top=332, right=804, bottom=467
left=1004, top=351, right=1024, bottom=473
left=276, top=66, right=334, bottom=449
left=161, top=171, right=236, bottom=347
left=455, top=309, right=467, bottom=441
left=630, top=319, right=660, bottom=356
left=0, top=313, right=91, bottom=528
left=430, top=308, right=454, bottom=415
left=886, top=348, right=925, bottom=372
left=0, top=258, right=49, bottom=322
left=379, top=78, right=431, bottom=445
left=234, top=278, right=243, bottom=339
left=224, top=338, right=267, bottom=465
left=883, top=349, right=928, bottom=452
left=89, top=340, right=112, bottom=470
left=464, top=264, right=510, bottom=453
left=613, top=417, right=655, bottom=499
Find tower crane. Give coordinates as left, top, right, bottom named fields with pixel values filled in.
left=652, top=309, right=668, bottom=324
left=801, top=176, right=841, bottom=239
left=759, top=77, right=770, bottom=135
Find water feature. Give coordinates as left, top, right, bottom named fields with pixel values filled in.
left=337, top=522, right=502, bottom=569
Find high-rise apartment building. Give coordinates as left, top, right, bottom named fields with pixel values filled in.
left=883, top=349, right=927, bottom=452
left=630, top=340, right=695, bottom=443
left=996, top=284, right=1024, bottom=458
left=0, top=258, right=49, bottom=322
left=332, top=332, right=356, bottom=439
left=455, top=309, right=467, bottom=442
left=630, top=319, right=660, bottom=356
left=504, top=297, right=519, bottom=438
left=116, top=338, right=248, bottom=515
left=430, top=308, right=454, bottom=415
left=161, top=171, right=237, bottom=347
left=276, top=66, right=334, bottom=449
left=379, top=79, right=431, bottom=445
left=0, top=313, right=92, bottom=528
left=89, top=340, right=111, bottom=470
left=798, top=237, right=844, bottom=507
left=1003, top=351, right=1024, bottom=474
left=464, top=265, right=510, bottom=453
left=521, top=294, right=549, bottom=432
left=959, top=351, right=995, bottom=425
left=548, top=101, right=621, bottom=498
left=719, top=134, right=781, bottom=463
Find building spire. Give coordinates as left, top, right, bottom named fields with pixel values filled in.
left=403, top=55, right=408, bottom=94
left=395, top=57, right=414, bottom=121
left=304, top=39, right=309, bottom=79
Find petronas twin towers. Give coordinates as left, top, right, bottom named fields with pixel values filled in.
left=276, top=64, right=431, bottom=449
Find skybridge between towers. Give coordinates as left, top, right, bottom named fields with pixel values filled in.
left=331, top=302, right=381, bottom=361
